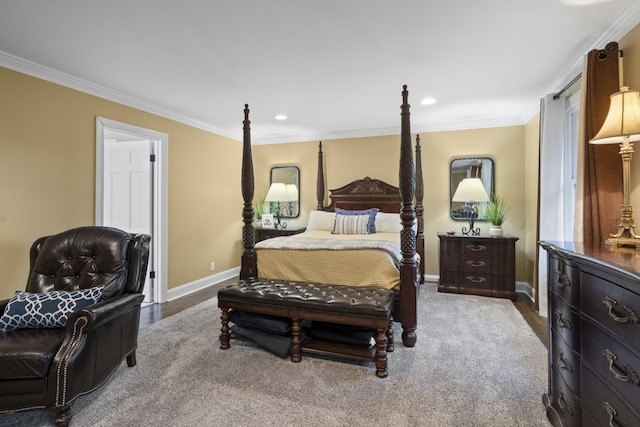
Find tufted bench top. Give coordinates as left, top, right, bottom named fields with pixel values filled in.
left=218, top=279, right=394, bottom=317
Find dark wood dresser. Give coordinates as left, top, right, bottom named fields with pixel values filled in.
left=438, top=233, right=518, bottom=300
left=539, top=241, right=640, bottom=427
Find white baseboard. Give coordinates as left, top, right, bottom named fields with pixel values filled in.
left=516, top=281, right=535, bottom=301
left=165, top=267, right=240, bottom=302
left=423, top=274, right=439, bottom=283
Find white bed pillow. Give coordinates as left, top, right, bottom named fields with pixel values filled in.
left=375, top=212, right=403, bottom=233
left=305, top=210, right=337, bottom=231
left=375, top=212, right=417, bottom=233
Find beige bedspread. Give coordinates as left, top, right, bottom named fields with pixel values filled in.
left=255, top=230, right=405, bottom=289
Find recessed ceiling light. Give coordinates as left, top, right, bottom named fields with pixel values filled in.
left=421, top=98, right=436, bottom=106
left=274, top=114, right=287, bottom=120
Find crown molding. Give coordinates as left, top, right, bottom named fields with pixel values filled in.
left=0, top=50, right=237, bottom=141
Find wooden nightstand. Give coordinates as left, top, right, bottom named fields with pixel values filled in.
left=437, top=232, right=518, bottom=300
left=255, top=227, right=305, bottom=243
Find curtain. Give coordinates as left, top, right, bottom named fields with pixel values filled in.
left=537, top=94, right=567, bottom=316
left=581, top=41, right=622, bottom=245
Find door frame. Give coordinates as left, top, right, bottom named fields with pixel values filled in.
left=96, top=117, right=168, bottom=303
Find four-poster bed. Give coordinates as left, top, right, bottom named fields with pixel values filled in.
left=240, top=85, right=423, bottom=347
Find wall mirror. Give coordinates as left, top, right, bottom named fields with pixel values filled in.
left=270, top=166, right=300, bottom=218
left=450, top=157, right=494, bottom=221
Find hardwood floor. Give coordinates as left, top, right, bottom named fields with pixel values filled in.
left=140, top=279, right=548, bottom=348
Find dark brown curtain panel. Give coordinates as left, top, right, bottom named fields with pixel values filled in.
left=583, top=41, right=621, bottom=245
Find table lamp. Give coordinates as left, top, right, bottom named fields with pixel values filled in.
left=452, top=178, right=490, bottom=235
left=590, top=86, right=640, bottom=247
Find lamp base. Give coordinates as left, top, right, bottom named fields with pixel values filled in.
left=605, top=205, right=640, bottom=247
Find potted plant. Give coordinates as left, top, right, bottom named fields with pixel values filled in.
left=254, top=194, right=269, bottom=228
left=485, top=194, right=508, bottom=237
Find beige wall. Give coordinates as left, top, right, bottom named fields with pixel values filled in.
left=0, top=67, right=243, bottom=300
left=255, top=126, right=528, bottom=281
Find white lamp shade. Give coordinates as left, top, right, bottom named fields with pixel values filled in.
left=452, top=178, right=490, bottom=202
left=590, top=87, right=640, bottom=144
left=265, top=183, right=291, bottom=202
left=286, top=184, right=298, bottom=201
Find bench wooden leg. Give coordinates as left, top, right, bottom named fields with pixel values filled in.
left=290, top=317, right=302, bottom=362
left=386, top=318, right=394, bottom=353
left=219, top=307, right=230, bottom=350
left=375, top=328, right=388, bottom=378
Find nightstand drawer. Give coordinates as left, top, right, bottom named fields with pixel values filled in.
left=460, top=257, right=490, bottom=274
left=461, top=241, right=489, bottom=258
left=256, top=227, right=305, bottom=242
left=459, top=272, right=491, bottom=289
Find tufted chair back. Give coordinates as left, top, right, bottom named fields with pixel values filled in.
left=25, top=226, right=150, bottom=299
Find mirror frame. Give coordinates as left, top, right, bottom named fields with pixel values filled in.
left=450, top=157, right=494, bottom=221
left=270, top=165, right=300, bottom=218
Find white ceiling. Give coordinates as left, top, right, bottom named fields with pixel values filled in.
left=1, top=0, right=639, bottom=144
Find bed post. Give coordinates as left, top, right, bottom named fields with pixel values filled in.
left=415, top=134, right=425, bottom=284
left=240, top=104, right=257, bottom=279
left=398, top=85, right=418, bottom=347
left=317, top=141, right=325, bottom=210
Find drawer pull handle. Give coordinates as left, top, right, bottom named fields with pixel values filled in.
left=556, top=388, right=573, bottom=416
left=602, top=349, right=640, bottom=385
left=602, top=296, right=639, bottom=324
left=554, top=272, right=571, bottom=288
left=465, top=276, right=486, bottom=284
left=466, top=244, right=487, bottom=252
left=555, top=309, right=572, bottom=330
left=466, top=260, right=486, bottom=268
left=603, top=402, right=629, bottom=427
left=555, top=348, right=573, bottom=373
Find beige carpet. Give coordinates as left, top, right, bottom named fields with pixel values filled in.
left=1, top=283, right=551, bottom=427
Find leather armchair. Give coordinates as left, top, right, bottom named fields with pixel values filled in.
left=0, top=226, right=150, bottom=426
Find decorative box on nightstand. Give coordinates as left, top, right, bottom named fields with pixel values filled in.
left=255, top=227, right=305, bottom=243
left=437, top=232, right=518, bottom=300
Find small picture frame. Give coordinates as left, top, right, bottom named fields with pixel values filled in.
left=261, top=214, right=274, bottom=229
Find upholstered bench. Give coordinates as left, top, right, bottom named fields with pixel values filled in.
left=218, top=279, right=395, bottom=378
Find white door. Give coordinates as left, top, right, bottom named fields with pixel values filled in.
left=104, top=138, right=154, bottom=302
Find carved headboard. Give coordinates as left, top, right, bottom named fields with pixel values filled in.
left=322, top=177, right=402, bottom=213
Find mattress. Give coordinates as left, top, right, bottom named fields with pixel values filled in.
left=255, top=230, right=404, bottom=289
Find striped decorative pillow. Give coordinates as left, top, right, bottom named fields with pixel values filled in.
left=332, top=214, right=370, bottom=235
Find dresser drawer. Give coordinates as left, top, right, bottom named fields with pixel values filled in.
left=461, top=240, right=490, bottom=258
left=550, top=294, right=581, bottom=350
left=581, top=366, right=640, bottom=427
left=581, top=272, right=640, bottom=354
left=550, top=367, right=582, bottom=427
left=459, top=272, right=491, bottom=289
left=551, top=329, right=580, bottom=396
left=581, top=319, right=640, bottom=409
left=548, top=253, right=580, bottom=308
left=460, top=257, right=490, bottom=274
